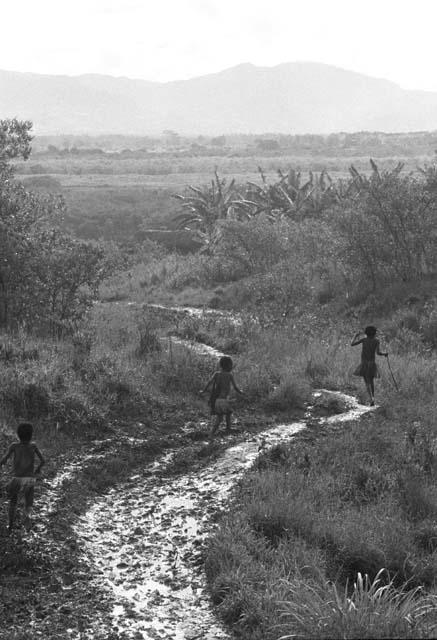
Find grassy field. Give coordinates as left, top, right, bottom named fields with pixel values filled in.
left=16, top=150, right=436, bottom=243
left=2, top=265, right=437, bottom=638
left=4, top=132, right=437, bottom=638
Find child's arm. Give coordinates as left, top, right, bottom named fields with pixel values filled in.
left=199, top=372, right=217, bottom=394
left=351, top=331, right=364, bottom=346
left=0, top=445, right=14, bottom=468
left=34, top=446, right=45, bottom=474
left=230, top=374, right=244, bottom=395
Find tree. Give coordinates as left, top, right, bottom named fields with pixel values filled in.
left=217, top=215, right=290, bottom=276
left=174, top=172, right=241, bottom=251
left=333, top=161, right=437, bottom=287
left=0, top=119, right=106, bottom=333
left=0, top=119, right=32, bottom=163
left=235, top=168, right=338, bottom=221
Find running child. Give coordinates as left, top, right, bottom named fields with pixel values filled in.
left=200, top=356, right=244, bottom=439
left=0, top=423, right=45, bottom=532
left=351, top=326, right=388, bottom=406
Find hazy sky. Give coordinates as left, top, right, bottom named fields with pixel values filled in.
left=3, top=0, right=437, bottom=90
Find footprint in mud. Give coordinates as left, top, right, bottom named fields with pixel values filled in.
left=74, top=390, right=373, bottom=639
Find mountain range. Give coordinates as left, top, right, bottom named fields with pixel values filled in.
left=2, top=62, right=437, bottom=135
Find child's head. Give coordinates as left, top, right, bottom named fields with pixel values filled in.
left=17, top=422, right=33, bottom=443
left=219, top=356, right=233, bottom=372
left=364, top=326, right=377, bottom=338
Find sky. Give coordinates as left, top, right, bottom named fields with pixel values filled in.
left=2, top=0, right=437, bottom=91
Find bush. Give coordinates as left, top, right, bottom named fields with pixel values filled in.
left=264, top=376, right=311, bottom=411
left=217, top=216, right=290, bottom=276
left=398, top=475, right=437, bottom=522
left=136, top=318, right=162, bottom=356
left=422, top=314, right=437, bottom=349
left=14, top=383, right=51, bottom=419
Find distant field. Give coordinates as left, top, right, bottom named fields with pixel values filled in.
left=17, top=152, right=435, bottom=243
left=15, top=152, right=432, bottom=178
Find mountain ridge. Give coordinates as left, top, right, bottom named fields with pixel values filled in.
left=1, top=62, right=437, bottom=135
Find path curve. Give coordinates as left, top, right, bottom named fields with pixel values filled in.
left=74, top=386, right=374, bottom=639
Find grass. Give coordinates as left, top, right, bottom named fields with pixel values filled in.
left=2, top=241, right=437, bottom=639
left=205, top=396, right=437, bottom=637
left=204, top=308, right=437, bottom=639
left=277, top=570, right=437, bottom=639
left=0, top=302, right=202, bottom=451
left=0, top=300, right=227, bottom=639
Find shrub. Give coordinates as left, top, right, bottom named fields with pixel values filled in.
left=398, top=475, right=437, bottom=522
left=217, top=216, right=290, bottom=276
left=422, top=314, right=437, bottom=349
left=136, top=318, right=162, bottom=356
left=4, top=382, right=51, bottom=419
left=52, top=394, right=105, bottom=433
left=264, top=376, right=311, bottom=411
left=305, top=358, right=330, bottom=387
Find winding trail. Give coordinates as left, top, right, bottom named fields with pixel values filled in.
left=73, top=386, right=374, bottom=639
left=48, top=306, right=375, bottom=638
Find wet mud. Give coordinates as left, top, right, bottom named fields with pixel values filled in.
left=74, top=388, right=373, bottom=639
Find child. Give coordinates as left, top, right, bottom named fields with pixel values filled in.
left=200, top=356, right=244, bottom=439
left=351, top=326, right=388, bottom=406
left=0, top=423, right=45, bottom=532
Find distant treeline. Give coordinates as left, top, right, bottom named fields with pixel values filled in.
left=31, top=131, right=437, bottom=158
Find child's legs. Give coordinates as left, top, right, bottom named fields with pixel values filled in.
left=23, top=485, right=34, bottom=516
left=8, top=498, right=18, bottom=529
left=364, top=376, right=374, bottom=400
left=210, top=413, right=223, bottom=437
left=6, top=480, right=20, bottom=527
left=7, top=491, right=18, bottom=528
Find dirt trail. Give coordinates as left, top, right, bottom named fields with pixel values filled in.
left=74, top=386, right=373, bottom=639
left=31, top=306, right=373, bottom=638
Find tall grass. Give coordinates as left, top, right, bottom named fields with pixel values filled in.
left=205, top=358, right=437, bottom=639
left=0, top=302, right=213, bottom=453
left=278, top=570, right=437, bottom=639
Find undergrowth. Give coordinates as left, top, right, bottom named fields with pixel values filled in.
left=206, top=385, right=437, bottom=638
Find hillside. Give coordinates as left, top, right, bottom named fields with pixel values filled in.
left=3, top=62, right=437, bottom=135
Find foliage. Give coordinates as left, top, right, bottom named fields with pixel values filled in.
left=0, top=119, right=32, bottom=164
left=278, top=570, right=437, bottom=639
left=216, top=215, right=290, bottom=276
left=168, top=161, right=437, bottom=316
left=206, top=378, right=437, bottom=639
left=0, top=119, right=107, bottom=333
left=235, top=167, right=338, bottom=220
left=333, top=162, right=437, bottom=288
left=174, top=171, right=241, bottom=251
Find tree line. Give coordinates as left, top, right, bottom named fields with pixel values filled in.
left=175, top=162, right=437, bottom=305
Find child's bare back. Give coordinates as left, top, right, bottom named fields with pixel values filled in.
left=0, top=423, right=45, bottom=532
left=8, top=442, right=40, bottom=477
left=200, top=356, right=244, bottom=439
left=214, top=371, right=234, bottom=399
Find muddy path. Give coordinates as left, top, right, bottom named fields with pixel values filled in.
left=1, top=304, right=375, bottom=639
left=73, top=382, right=374, bottom=639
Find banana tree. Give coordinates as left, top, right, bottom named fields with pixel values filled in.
left=174, top=171, right=241, bottom=251
left=234, top=167, right=338, bottom=220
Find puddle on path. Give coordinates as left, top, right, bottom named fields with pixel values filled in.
left=169, top=336, right=227, bottom=359
left=74, top=390, right=374, bottom=639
